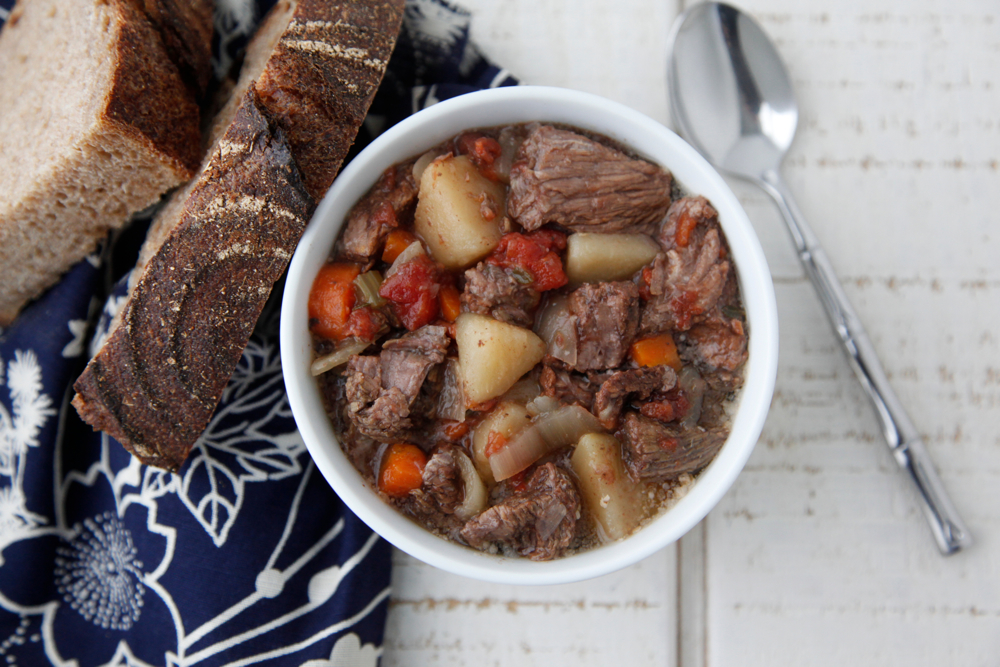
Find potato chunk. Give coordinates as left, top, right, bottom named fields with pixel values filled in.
left=414, top=155, right=505, bottom=270
left=471, top=401, right=531, bottom=485
left=570, top=433, right=646, bottom=541
left=564, top=232, right=659, bottom=285
left=455, top=313, right=545, bottom=405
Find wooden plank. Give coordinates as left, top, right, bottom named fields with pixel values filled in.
left=380, top=0, right=1000, bottom=664
left=383, top=548, right=677, bottom=666
left=702, top=0, right=1000, bottom=664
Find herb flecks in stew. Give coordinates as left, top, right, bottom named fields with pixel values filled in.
left=310, top=123, right=748, bottom=561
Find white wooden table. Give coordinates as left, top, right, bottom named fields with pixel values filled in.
left=382, top=1, right=1000, bottom=664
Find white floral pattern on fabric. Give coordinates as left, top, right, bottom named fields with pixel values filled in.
left=0, top=351, right=55, bottom=555
left=54, top=513, right=145, bottom=631
left=299, top=633, right=380, bottom=667
left=0, top=0, right=516, bottom=663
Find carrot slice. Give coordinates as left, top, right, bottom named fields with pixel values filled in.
left=438, top=283, right=462, bottom=322
left=378, top=443, right=427, bottom=497
left=629, top=333, right=682, bottom=371
left=308, top=263, right=362, bottom=340
left=382, top=229, right=418, bottom=264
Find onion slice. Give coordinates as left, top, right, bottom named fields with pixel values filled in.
left=385, top=241, right=425, bottom=278
left=489, top=404, right=603, bottom=481
left=454, top=450, right=488, bottom=519
left=677, top=366, right=707, bottom=428
left=501, top=378, right=541, bottom=405
left=534, top=295, right=578, bottom=366
left=525, top=394, right=560, bottom=417
left=310, top=338, right=372, bottom=376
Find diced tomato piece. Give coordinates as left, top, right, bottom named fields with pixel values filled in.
left=308, top=263, right=362, bottom=340
left=342, top=307, right=382, bottom=342
left=443, top=421, right=470, bottom=441
left=379, top=255, right=441, bottom=331
left=486, top=230, right=568, bottom=291
left=670, top=290, right=702, bottom=330
left=455, top=132, right=504, bottom=180
left=638, top=266, right=655, bottom=300
left=659, top=388, right=691, bottom=422
left=525, top=229, right=568, bottom=253
left=484, top=431, right=508, bottom=458
left=675, top=210, right=699, bottom=247
left=508, top=468, right=529, bottom=493
left=527, top=251, right=567, bottom=291
left=640, top=400, right=676, bottom=422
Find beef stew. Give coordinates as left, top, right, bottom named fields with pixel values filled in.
left=308, top=123, right=748, bottom=561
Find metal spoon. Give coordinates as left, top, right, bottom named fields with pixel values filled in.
left=667, top=2, right=971, bottom=554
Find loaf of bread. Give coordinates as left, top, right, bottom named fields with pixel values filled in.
left=73, top=0, right=406, bottom=471
left=0, top=0, right=213, bottom=325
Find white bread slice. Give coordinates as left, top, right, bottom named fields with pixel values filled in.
left=73, top=0, right=406, bottom=471
left=0, top=0, right=211, bottom=325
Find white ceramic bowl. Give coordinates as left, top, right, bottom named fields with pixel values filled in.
left=281, top=86, right=778, bottom=585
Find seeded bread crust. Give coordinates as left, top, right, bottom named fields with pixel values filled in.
left=73, top=88, right=312, bottom=469
left=0, top=0, right=211, bottom=325
left=73, top=0, right=405, bottom=471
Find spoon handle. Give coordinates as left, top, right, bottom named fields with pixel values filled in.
left=759, top=168, right=972, bottom=555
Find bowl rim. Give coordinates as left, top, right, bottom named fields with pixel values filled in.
left=280, top=85, right=778, bottom=585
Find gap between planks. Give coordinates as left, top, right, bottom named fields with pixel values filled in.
left=678, top=520, right=707, bottom=667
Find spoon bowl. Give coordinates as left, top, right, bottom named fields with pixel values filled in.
left=668, top=2, right=796, bottom=181
left=667, top=2, right=971, bottom=555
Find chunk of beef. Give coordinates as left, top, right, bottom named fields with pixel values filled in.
left=380, top=326, right=449, bottom=396
left=539, top=363, right=599, bottom=407
left=461, top=462, right=581, bottom=561
left=593, top=366, right=677, bottom=429
left=337, top=163, right=418, bottom=263
left=656, top=195, right=718, bottom=252
left=641, top=197, right=730, bottom=334
left=569, top=281, right=640, bottom=371
left=619, top=412, right=727, bottom=482
left=507, top=125, right=673, bottom=234
left=345, top=325, right=450, bottom=442
left=420, top=444, right=464, bottom=514
left=405, top=489, right=465, bottom=541
left=344, top=355, right=381, bottom=407
left=336, top=406, right=383, bottom=478
left=461, top=262, right=540, bottom=327
left=677, top=316, right=748, bottom=391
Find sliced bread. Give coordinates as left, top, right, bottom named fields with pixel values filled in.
left=73, top=0, right=406, bottom=471
left=0, top=0, right=212, bottom=325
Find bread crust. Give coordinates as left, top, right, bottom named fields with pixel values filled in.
left=74, top=0, right=406, bottom=470
left=137, top=0, right=215, bottom=100
left=255, top=0, right=406, bottom=200
left=106, top=0, right=207, bottom=175
left=73, top=88, right=313, bottom=470
left=0, top=0, right=212, bottom=325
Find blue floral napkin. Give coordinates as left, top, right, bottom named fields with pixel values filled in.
left=0, top=1, right=515, bottom=665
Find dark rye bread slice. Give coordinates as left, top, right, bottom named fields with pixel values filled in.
left=73, top=89, right=311, bottom=469
left=0, top=0, right=212, bottom=325
left=135, top=0, right=406, bottom=284
left=138, top=0, right=215, bottom=101
left=73, top=0, right=405, bottom=471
